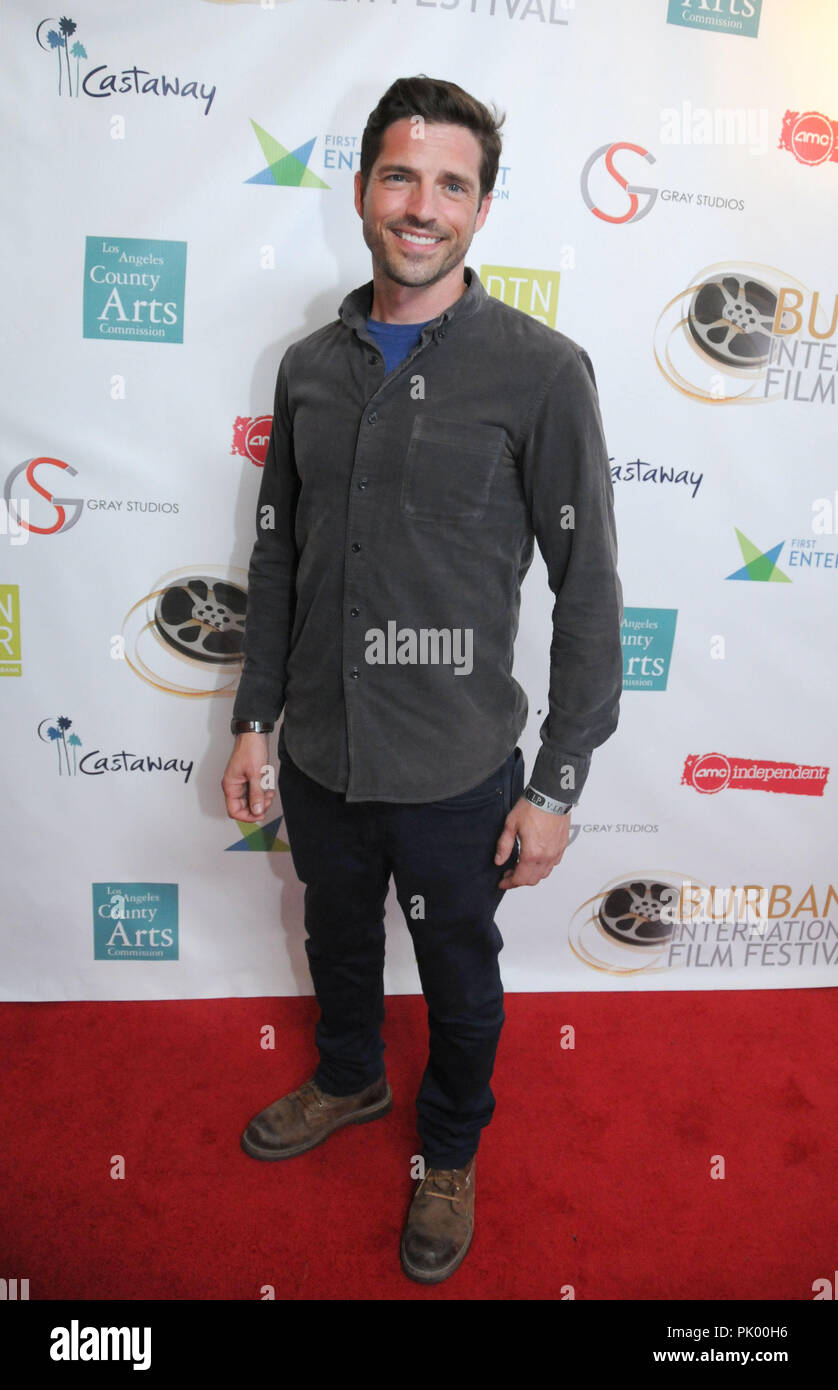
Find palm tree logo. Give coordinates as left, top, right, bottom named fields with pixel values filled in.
left=38, top=714, right=83, bottom=775
left=37, top=17, right=87, bottom=97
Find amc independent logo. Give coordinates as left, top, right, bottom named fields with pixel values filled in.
left=682, top=753, right=829, bottom=798
left=231, top=416, right=271, bottom=467
left=778, top=110, right=838, bottom=167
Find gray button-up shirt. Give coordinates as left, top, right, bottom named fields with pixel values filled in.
left=233, top=266, right=622, bottom=804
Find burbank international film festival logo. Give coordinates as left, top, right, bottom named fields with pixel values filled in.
left=35, top=16, right=216, bottom=113
left=654, top=261, right=838, bottom=405
left=569, top=874, right=838, bottom=975
left=120, top=566, right=247, bottom=698
left=83, top=238, right=187, bottom=344
left=92, top=883, right=178, bottom=960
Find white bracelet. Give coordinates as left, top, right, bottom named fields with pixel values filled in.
left=524, top=785, right=573, bottom=815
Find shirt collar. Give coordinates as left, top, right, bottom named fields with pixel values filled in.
left=339, top=265, right=486, bottom=338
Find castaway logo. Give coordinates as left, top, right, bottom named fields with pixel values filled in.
left=0, top=585, right=22, bottom=677
left=93, top=884, right=178, bottom=961
left=655, top=261, right=838, bottom=404
left=480, top=266, right=560, bottom=328
left=35, top=17, right=216, bottom=113
left=37, top=715, right=194, bottom=782
left=725, top=528, right=838, bottom=581
left=621, top=608, right=677, bottom=690
left=121, top=567, right=247, bottom=698
left=569, top=874, right=838, bottom=975
left=4, top=458, right=180, bottom=536
left=778, top=110, right=838, bottom=168
left=609, top=456, right=703, bottom=498
left=83, top=238, right=187, bottom=344
left=226, top=818, right=289, bottom=852
left=682, top=753, right=829, bottom=798
left=581, top=138, right=745, bottom=226
left=231, top=416, right=272, bottom=467
left=666, top=0, right=761, bottom=39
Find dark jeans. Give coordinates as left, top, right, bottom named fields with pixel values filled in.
left=277, top=744, right=525, bottom=1168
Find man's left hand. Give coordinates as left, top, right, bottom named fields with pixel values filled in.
left=494, top=796, right=571, bottom=889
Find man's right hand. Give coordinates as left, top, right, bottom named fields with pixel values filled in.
left=222, top=732, right=273, bottom=822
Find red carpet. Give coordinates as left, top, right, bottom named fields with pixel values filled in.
left=1, top=990, right=835, bottom=1301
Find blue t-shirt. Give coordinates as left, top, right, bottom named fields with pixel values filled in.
left=366, top=316, right=432, bottom=376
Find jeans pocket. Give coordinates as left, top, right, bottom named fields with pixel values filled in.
left=429, top=761, right=507, bottom=811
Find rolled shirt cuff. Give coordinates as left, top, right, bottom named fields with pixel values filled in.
left=529, top=747, right=592, bottom=805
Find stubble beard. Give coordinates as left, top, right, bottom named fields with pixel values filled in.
left=363, top=216, right=472, bottom=291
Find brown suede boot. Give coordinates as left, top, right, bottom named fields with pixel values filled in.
left=400, top=1157, right=476, bottom=1284
left=241, top=1074, right=391, bottom=1160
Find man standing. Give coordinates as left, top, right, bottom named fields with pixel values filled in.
left=222, top=76, right=622, bottom=1285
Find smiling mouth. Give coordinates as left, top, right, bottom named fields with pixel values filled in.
left=391, top=229, right=444, bottom=247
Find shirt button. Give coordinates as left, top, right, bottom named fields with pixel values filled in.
left=367, top=411, right=378, bottom=424
left=350, top=607, right=360, bottom=617
left=351, top=542, right=361, bottom=552
left=438, top=327, right=446, bottom=339
left=368, top=354, right=377, bottom=364
left=358, top=478, right=368, bottom=490
left=350, top=667, right=360, bottom=679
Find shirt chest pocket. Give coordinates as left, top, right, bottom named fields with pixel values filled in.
left=400, top=418, right=509, bottom=524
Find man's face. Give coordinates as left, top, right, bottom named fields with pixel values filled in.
left=354, top=118, right=491, bottom=290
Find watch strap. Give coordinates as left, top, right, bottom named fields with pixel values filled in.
left=231, top=719, right=275, bottom=735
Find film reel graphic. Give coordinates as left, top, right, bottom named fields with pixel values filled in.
left=653, top=260, right=807, bottom=404
left=687, top=275, right=776, bottom=367
left=121, top=565, right=248, bottom=697
left=568, top=871, right=701, bottom=975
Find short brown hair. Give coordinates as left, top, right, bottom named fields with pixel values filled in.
left=360, top=76, right=505, bottom=203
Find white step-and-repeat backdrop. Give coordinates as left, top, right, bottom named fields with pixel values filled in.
left=3, top=0, right=837, bottom=1000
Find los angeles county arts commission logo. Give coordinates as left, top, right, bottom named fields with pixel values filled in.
left=654, top=261, right=838, bottom=405
left=83, top=238, right=187, bottom=345
left=666, top=0, right=761, bottom=39
left=569, top=875, right=838, bottom=976
left=92, top=883, right=178, bottom=960
left=120, top=566, right=247, bottom=698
